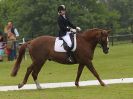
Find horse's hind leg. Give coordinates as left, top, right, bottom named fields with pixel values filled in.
left=86, top=61, right=106, bottom=86
left=32, top=61, right=45, bottom=89
left=18, top=63, right=34, bottom=88
left=75, top=64, right=85, bottom=87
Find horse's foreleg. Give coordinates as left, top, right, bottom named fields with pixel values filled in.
left=32, top=61, right=45, bottom=89
left=18, top=64, right=34, bottom=88
left=86, top=62, right=106, bottom=86
left=75, top=64, right=85, bottom=87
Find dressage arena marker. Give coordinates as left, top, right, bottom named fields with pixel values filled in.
left=0, top=78, right=133, bottom=91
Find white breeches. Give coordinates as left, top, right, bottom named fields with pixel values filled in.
left=62, top=32, right=72, bottom=47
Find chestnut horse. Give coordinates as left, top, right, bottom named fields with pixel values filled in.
left=11, top=28, right=110, bottom=89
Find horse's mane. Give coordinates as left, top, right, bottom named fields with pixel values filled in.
left=79, top=28, right=102, bottom=36
left=79, top=28, right=104, bottom=41
left=84, top=28, right=103, bottom=33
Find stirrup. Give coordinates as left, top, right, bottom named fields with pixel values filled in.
left=68, top=56, right=73, bottom=62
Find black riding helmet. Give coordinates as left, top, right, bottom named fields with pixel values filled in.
left=58, top=5, right=66, bottom=13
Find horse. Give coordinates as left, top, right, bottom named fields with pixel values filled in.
left=11, top=28, right=110, bottom=89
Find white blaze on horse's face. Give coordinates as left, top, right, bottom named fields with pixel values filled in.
left=107, top=37, right=109, bottom=48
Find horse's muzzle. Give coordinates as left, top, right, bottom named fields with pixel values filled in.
left=103, top=47, right=109, bottom=54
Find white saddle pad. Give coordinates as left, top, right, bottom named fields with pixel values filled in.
left=54, top=34, right=77, bottom=52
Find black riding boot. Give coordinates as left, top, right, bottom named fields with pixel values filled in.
left=61, top=37, right=74, bottom=62
left=62, top=41, right=73, bottom=62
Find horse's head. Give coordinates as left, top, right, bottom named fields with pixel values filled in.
left=97, top=29, right=110, bottom=54
left=81, top=28, right=110, bottom=54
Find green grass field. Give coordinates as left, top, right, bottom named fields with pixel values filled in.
left=0, top=43, right=133, bottom=99
left=0, top=84, right=132, bottom=99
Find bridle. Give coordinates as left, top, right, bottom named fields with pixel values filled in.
left=98, top=33, right=109, bottom=54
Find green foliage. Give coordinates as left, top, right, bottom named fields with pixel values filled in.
left=0, top=0, right=133, bottom=39
left=107, top=0, right=133, bottom=34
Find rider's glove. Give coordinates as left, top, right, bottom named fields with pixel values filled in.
left=76, top=27, right=81, bottom=31
left=70, top=28, right=77, bottom=33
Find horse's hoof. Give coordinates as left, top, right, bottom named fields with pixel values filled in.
left=37, top=85, right=42, bottom=89
left=101, top=82, right=106, bottom=86
left=75, top=82, right=79, bottom=88
left=18, top=83, right=24, bottom=88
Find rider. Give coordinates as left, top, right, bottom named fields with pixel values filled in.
left=57, top=5, right=81, bottom=62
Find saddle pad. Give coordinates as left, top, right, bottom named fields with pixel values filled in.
left=54, top=34, right=77, bottom=52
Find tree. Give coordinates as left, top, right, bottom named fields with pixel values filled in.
left=107, top=0, right=133, bottom=34
left=0, top=0, right=122, bottom=39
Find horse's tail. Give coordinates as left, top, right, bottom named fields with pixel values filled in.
left=11, top=42, right=28, bottom=77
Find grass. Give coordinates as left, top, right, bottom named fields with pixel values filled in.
left=0, top=43, right=133, bottom=99
left=0, top=84, right=132, bottom=99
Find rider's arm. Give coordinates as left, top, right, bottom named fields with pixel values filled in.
left=58, top=16, right=70, bottom=31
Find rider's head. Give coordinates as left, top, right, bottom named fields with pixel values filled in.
left=58, top=5, right=66, bottom=15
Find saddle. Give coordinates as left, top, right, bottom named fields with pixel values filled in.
left=54, top=33, right=77, bottom=52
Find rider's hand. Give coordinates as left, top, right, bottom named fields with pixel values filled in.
left=70, top=28, right=76, bottom=33
left=76, top=27, right=81, bottom=32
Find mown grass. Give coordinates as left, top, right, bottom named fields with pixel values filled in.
left=0, top=43, right=133, bottom=99
left=0, top=43, right=133, bottom=85
left=0, top=84, right=132, bottom=99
